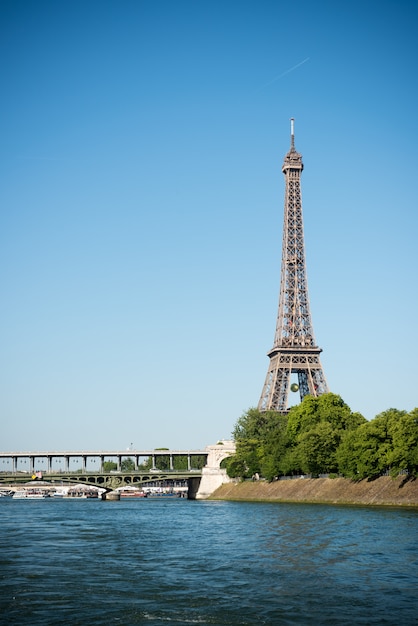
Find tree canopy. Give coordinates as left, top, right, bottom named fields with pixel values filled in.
left=226, top=394, right=417, bottom=481
left=102, top=461, right=117, bottom=472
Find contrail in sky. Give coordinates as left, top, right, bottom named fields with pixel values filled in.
left=258, top=57, right=310, bottom=90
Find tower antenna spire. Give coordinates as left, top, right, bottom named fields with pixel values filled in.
left=290, top=117, right=295, bottom=149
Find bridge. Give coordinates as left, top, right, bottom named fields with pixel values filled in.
left=0, top=448, right=208, bottom=473
left=0, top=441, right=236, bottom=498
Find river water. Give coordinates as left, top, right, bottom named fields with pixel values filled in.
left=0, top=497, right=417, bottom=625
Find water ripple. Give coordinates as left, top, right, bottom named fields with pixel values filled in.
left=0, top=499, right=417, bottom=625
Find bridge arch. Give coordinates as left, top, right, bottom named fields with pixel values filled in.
left=204, top=441, right=236, bottom=469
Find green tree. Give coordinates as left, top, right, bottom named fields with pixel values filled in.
left=102, top=461, right=117, bottom=472
left=154, top=448, right=170, bottom=470
left=228, top=408, right=287, bottom=479
left=297, top=421, right=340, bottom=475
left=189, top=455, right=207, bottom=470
left=228, top=397, right=418, bottom=482
left=335, top=429, right=362, bottom=479
left=137, top=457, right=152, bottom=471
left=287, top=393, right=365, bottom=445
left=172, top=455, right=188, bottom=471
left=121, top=458, right=135, bottom=472
left=388, top=408, right=418, bottom=476
left=258, top=414, right=289, bottom=480
left=233, top=408, right=280, bottom=441
left=223, top=454, right=249, bottom=479
left=235, top=438, right=262, bottom=478
left=286, top=395, right=321, bottom=444
left=277, top=446, right=303, bottom=476
left=349, top=421, right=389, bottom=479
left=285, top=393, right=365, bottom=475
left=336, top=408, right=407, bottom=479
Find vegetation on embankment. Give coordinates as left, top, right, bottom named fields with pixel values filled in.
left=210, top=476, right=418, bottom=507
left=224, top=394, right=418, bottom=482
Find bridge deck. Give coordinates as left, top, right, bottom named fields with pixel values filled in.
left=0, top=450, right=208, bottom=474
left=0, top=450, right=207, bottom=457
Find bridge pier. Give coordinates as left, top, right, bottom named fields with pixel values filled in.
left=187, top=477, right=201, bottom=499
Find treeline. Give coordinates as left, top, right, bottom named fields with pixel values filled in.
left=225, top=393, right=418, bottom=481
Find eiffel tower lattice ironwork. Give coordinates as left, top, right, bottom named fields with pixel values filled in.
left=258, top=119, right=329, bottom=413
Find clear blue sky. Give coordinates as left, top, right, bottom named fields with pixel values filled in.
left=1, top=0, right=417, bottom=452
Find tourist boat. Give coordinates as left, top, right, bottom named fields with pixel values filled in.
left=85, top=491, right=99, bottom=498
left=67, top=489, right=99, bottom=498
left=120, top=490, right=147, bottom=498
left=12, top=489, right=51, bottom=499
left=52, top=488, right=68, bottom=498
left=144, top=491, right=182, bottom=498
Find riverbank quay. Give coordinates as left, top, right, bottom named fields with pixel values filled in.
left=209, top=475, right=418, bottom=507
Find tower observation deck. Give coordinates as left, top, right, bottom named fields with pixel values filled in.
left=258, top=120, right=328, bottom=413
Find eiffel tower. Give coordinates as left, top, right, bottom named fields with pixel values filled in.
left=258, top=119, right=328, bottom=413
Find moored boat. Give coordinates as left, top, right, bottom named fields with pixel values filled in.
left=120, top=490, right=147, bottom=498
left=12, top=489, right=51, bottom=499
left=144, top=491, right=182, bottom=498
left=52, top=489, right=67, bottom=498
left=67, top=488, right=99, bottom=498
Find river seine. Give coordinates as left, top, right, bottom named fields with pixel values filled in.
left=0, top=497, right=417, bottom=625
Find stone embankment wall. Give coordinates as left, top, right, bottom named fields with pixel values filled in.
left=209, top=476, right=418, bottom=507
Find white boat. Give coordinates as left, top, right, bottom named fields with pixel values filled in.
left=144, top=491, right=182, bottom=499
left=120, top=490, right=147, bottom=498
left=67, top=489, right=99, bottom=498
left=52, top=488, right=68, bottom=498
left=12, top=490, right=50, bottom=499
